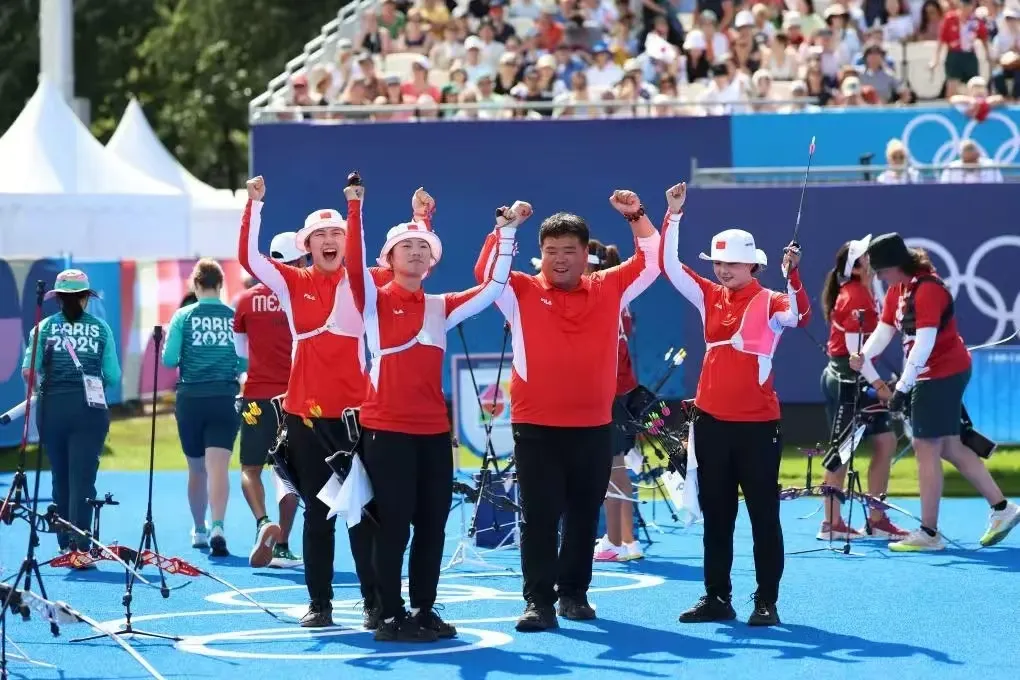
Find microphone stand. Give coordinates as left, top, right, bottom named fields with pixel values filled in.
left=444, top=322, right=518, bottom=571
left=1, top=334, right=58, bottom=680
left=73, top=325, right=177, bottom=643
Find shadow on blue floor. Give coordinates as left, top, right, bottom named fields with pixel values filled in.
left=1, top=471, right=1018, bottom=680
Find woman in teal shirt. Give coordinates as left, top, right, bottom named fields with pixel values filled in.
left=163, top=259, right=247, bottom=557
left=22, top=269, right=121, bottom=555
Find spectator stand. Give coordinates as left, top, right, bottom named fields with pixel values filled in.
left=249, top=0, right=1020, bottom=123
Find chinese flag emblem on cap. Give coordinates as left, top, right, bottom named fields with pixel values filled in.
left=319, top=210, right=332, bottom=219
left=715, top=240, right=726, bottom=249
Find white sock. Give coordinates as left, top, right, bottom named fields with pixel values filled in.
left=384, top=617, right=395, bottom=623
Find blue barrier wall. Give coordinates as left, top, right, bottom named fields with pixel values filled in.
left=731, top=107, right=1020, bottom=167
left=250, top=117, right=733, bottom=397
left=678, top=183, right=1020, bottom=404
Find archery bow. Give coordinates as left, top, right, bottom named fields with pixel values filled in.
left=0, top=584, right=166, bottom=680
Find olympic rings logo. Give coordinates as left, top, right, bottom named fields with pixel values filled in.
left=874, top=236, right=1020, bottom=345
left=899, top=112, right=1020, bottom=165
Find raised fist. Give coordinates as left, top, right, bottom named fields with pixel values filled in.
left=344, top=171, right=364, bottom=200
left=665, top=182, right=686, bottom=214
left=508, top=200, right=533, bottom=223
left=412, top=187, right=436, bottom=219
left=609, top=189, right=641, bottom=216
left=247, top=176, right=266, bottom=202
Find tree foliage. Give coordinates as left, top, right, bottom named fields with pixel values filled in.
left=0, top=0, right=341, bottom=189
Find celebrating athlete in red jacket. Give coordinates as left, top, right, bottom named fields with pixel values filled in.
left=238, top=177, right=390, bottom=628
left=659, top=181, right=809, bottom=628
left=343, top=174, right=527, bottom=643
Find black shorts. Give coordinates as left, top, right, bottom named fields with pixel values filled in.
left=611, top=395, right=637, bottom=454
left=239, top=398, right=278, bottom=466
left=820, top=364, right=892, bottom=439
left=175, top=394, right=240, bottom=459
left=911, top=366, right=970, bottom=439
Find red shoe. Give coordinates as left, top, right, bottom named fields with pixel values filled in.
left=816, top=520, right=863, bottom=541
left=865, top=514, right=910, bottom=539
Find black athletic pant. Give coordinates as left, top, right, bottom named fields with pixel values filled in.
left=285, top=414, right=378, bottom=606
left=693, top=411, right=784, bottom=603
left=513, top=423, right=614, bottom=607
left=360, top=428, right=453, bottom=619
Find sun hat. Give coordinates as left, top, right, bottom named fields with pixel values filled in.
left=294, top=209, right=347, bottom=253
left=376, top=219, right=443, bottom=269
left=44, top=269, right=99, bottom=301
left=698, top=229, right=768, bottom=267
left=270, top=231, right=304, bottom=262
left=843, top=234, right=872, bottom=279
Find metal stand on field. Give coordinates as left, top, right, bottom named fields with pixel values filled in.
left=444, top=323, right=516, bottom=572
left=73, top=325, right=177, bottom=644
left=1, top=331, right=58, bottom=680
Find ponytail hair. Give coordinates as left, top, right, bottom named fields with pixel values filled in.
left=821, top=241, right=852, bottom=323
left=587, top=239, right=622, bottom=272
left=190, top=258, right=224, bottom=292
left=603, top=245, right=621, bottom=268
left=58, top=292, right=89, bottom=322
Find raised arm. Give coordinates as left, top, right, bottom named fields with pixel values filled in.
left=342, top=172, right=377, bottom=321
left=656, top=183, right=714, bottom=318
left=600, top=188, right=661, bottom=307
left=445, top=202, right=530, bottom=331
left=768, top=248, right=810, bottom=329
left=239, top=177, right=300, bottom=300
left=472, top=215, right=519, bottom=321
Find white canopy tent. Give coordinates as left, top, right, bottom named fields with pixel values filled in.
left=106, top=99, right=244, bottom=259
left=0, top=77, right=191, bottom=261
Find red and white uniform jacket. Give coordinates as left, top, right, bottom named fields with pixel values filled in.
left=659, top=211, right=811, bottom=423
left=238, top=199, right=392, bottom=419
left=617, top=307, right=639, bottom=396
left=474, top=228, right=660, bottom=428
left=346, top=198, right=518, bottom=435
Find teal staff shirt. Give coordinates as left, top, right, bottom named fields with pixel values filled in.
left=163, top=297, right=248, bottom=397
left=23, top=311, right=122, bottom=397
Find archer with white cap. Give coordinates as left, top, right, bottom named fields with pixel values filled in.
left=818, top=235, right=907, bottom=542
left=232, top=231, right=307, bottom=570
left=659, top=181, right=810, bottom=628
left=238, top=177, right=394, bottom=628
left=343, top=171, right=529, bottom=643
left=21, top=269, right=122, bottom=560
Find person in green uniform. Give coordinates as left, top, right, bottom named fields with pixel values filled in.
left=22, top=269, right=121, bottom=555
left=163, top=259, right=247, bottom=557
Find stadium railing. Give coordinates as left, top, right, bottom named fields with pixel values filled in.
left=689, top=162, right=1020, bottom=186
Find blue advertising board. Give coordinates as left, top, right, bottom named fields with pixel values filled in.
left=730, top=106, right=1020, bottom=168
left=677, top=183, right=1020, bottom=404
left=966, top=347, right=1020, bottom=444
left=250, top=117, right=733, bottom=396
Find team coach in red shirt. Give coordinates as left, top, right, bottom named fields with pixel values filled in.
left=474, top=187, right=661, bottom=632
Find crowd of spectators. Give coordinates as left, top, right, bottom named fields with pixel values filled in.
left=270, top=0, right=1020, bottom=120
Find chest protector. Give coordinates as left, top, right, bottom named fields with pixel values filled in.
left=704, top=289, right=781, bottom=386
left=367, top=295, right=447, bottom=390
left=292, top=276, right=365, bottom=341
left=897, top=275, right=954, bottom=338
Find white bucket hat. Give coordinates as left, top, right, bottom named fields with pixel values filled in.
left=270, top=231, right=304, bottom=262
left=295, top=208, right=347, bottom=253
left=376, top=219, right=443, bottom=269
left=699, top=229, right=768, bottom=267
left=843, top=234, right=872, bottom=279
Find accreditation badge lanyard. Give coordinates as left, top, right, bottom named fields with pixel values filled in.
left=61, top=337, right=107, bottom=409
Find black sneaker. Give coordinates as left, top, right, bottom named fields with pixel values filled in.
left=300, top=600, right=334, bottom=628
left=678, top=595, right=737, bottom=623
left=747, top=594, right=780, bottom=627
left=374, top=612, right=439, bottom=643
left=415, top=608, right=457, bottom=639
left=362, top=601, right=383, bottom=630
left=557, top=595, right=596, bottom=621
left=515, top=601, right=558, bottom=632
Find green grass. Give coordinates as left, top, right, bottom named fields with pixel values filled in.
left=3, top=413, right=1020, bottom=497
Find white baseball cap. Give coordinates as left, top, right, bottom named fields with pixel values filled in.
left=270, top=231, right=304, bottom=262
left=295, top=208, right=347, bottom=253
left=699, top=229, right=768, bottom=267
left=377, top=219, right=443, bottom=270
left=843, top=234, right=872, bottom=279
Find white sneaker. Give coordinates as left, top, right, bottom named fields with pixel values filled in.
left=593, top=534, right=613, bottom=555
left=249, top=522, right=281, bottom=568
left=623, top=541, right=644, bottom=560
left=889, top=528, right=945, bottom=552
left=191, top=528, right=209, bottom=548
left=594, top=543, right=629, bottom=562
left=980, top=501, right=1020, bottom=547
